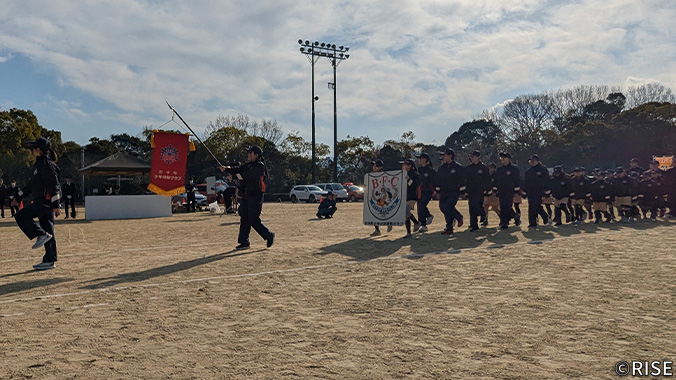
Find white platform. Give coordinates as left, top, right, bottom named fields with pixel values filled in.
left=85, top=195, right=172, bottom=220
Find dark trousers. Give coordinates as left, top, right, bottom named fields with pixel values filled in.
left=527, top=196, right=548, bottom=226
left=417, top=192, right=433, bottom=226
left=186, top=193, right=196, bottom=212
left=438, top=191, right=461, bottom=230
left=15, top=202, right=57, bottom=262
left=498, top=192, right=515, bottom=227
left=0, top=200, right=4, bottom=218
left=238, top=194, right=273, bottom=245
left=64, top=196, right=76, bottom=218
left=10, top=199, right=19, bottom=217
left=317, top=206, right=337, bottom=217
left=224, top=188, right=236, bottom=211
left=467, top=192, right=485, bottom=229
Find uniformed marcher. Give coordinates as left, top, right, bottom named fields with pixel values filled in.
left=220, top=146, right=275, bottom=250
left=416, top=153, right=436, bottom=233
left=13, top=137, right=62, bottom=271
left=638, top=170, right=664, bottom=220
left=185, top=177, right=197, bottom=212
left=483, top=163, right=500, bottom=225
left=495, top=152, right=521, bottom=229
left=664, top=158, right=676, bottom=218
left=611, top=167, right=636, bottom=223
left=8, top=179, right=21, bottom=217
left=400, top=159, right=421, bottom=238
left=62, top=175, right=77, bottom=219
left=570, top=167, right=592, bottom=224
left=547, top=165, right=573, bottom=225
left=523, top=154, right=550, bottom=228
left=0, top=178, right=7, bottom=218
left=464, top=150, right=491, bottom=231
left=435, top=148, right=465, bottom=234
left=627, top=158, right=645, bottom=176
left=590, top=170, right=612, bottom=223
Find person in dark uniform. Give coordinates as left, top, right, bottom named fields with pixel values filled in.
left=590, top=170, right=612, bottom=223
left=547, top=165, right=573, bottom=226
left=464, top=150, right=491, bottom=231
left=483, top=163, right=500, bottom=225
left=13, top=137, right=62, bottom=271
left=611, top=167, right=635, bottom=223
left=604, top=170, right=617, bottom=220
left=317, top=191, right=338, bottom=219
left=664, top=158, right=676, bottom=218
left=495, top=152, right=521, bottom=229
left=523, top=154, right=550, bottom=228
left=220, top=146, right=275, bottom=250
left=224, top=174, right=238, bottom=213
left=435, top=148, right=465, bottom=234
left=570, top=167, right=591, bottom=224
left=0, top=178, right=7, bottom=218
left=416, top=153, right=436, bottom=233
left=185, top=177, right=197, bottom=212
left=627, top=158, right=645, bottom=176
left=8, top=179, right=22, bottom=217
left=400, top=158, right=421, bottom=238
left=62, top=175, right=77, bottom=219
left=638, top=170, right=664, bottom=220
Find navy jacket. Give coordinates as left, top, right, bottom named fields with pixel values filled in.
left=464, top=162, right=492, bottom=194
left=495, top=163, right=521, bottom=195
left=524, top=164, right=549, bottom=198
left=21, top=156, right=61, bottom=208
left=435, top=161, right=465, bottom=192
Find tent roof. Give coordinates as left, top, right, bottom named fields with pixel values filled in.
left=78, top=152, right=151, bottom=176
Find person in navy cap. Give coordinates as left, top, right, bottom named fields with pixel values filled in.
left=13, top=137, right=62, bottom=270
left=185, top=177, right=197, bottom=212
left=523, top=154, right=550, bottom=227
left=435, top=148, right=465, bottom=234
left=415, top=152, right=436, bottom=232
left=399, top=158, right=421, bottom=238
left=483, top=162, right=500, bottom=225
left=62, top=174, right=78, bottom=219
left=547, top=165, right=573, bottom=225
left=495, top=152, right=521, bottom=229
left=369, top=158, right=391, bottom=236
left=7, top=179, right=22, bottom=217
left=570, top=167, right=591, bottom=224
left=316, top=190, right=337, bottom=219
left=220, top=145, right=275, bottom=249
left=464, top=150, right=491, bottom=231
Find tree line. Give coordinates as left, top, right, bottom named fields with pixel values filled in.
left=1, top=83, right=675, bottom=195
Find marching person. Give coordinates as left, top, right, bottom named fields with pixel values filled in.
left=627, top=158, right=645, bottom=176
left=0, top=178, right=6, bottom=218
left=416, top=153, right=436, bottom=233
left=220, top=146, right=275, bottom=250
left=185, top=177, right=197, bottom=212
left=495, top=152, right=521, bottom=229
left=400, top=159, right=421, bottom=238
left=435, top=148, right=465, bottom=234
left=590, top=169, right=612, bottom=224
left=369, top=159, right=391, bottom=236
left=13, top=137, right=62, bottom=271
left=611, top=167, right=635, bottom=223
left=62, top=175, right=77, bottom=219
left=464, top=150, right=491, bottom=231
left=638, top=170, right=664, bottom=220
left=547, top=165, right=573, bottom=226
left=523, top=154, right=550, bottom=228
left=317, top=191, right=338, bottom=219
left=665, top=158, right=676, bottom=218
left=570, top=167, right=592, bottom=224
left=8, top=179, right=21, bottom=217
left=483, top=163, right=500, bottom=225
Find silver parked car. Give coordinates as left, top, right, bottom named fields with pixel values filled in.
left=289, top=185, right=328, bottom=203
left=313, top=183, right=349, bottom=201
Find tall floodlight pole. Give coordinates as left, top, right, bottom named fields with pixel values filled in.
left=298, top=39, right=350, bottom=183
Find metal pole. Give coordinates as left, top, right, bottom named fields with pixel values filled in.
left=311, top=58, right=316, bottom=184
left=332, top=54, right=338, bottom=183
left=80, top=148, right=85, bottom=200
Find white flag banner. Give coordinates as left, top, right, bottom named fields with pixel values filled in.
left=363, top=170, right=407, bottom=226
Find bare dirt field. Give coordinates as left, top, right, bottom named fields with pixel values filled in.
left=1, top=201, right=675, bottom=379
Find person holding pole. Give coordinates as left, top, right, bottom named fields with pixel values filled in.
left=220, top=146, right=275, bottom=250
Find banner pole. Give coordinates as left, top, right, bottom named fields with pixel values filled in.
left=165, top=101, right=223, bottom=167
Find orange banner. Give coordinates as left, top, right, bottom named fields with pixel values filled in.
left=653, top=156, right=673, bottom=170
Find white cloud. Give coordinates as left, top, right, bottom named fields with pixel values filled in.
left=0, top=0, right=674, bottom=146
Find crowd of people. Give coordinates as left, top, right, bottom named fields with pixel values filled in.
left=372, top=150, right=675, bottom=238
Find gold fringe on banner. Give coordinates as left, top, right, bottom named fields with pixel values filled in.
left=150, top=129, right=159, bottom=148
left=147, top=184, right=186, bottom=197
left=189, top=140, right=196, bottom=151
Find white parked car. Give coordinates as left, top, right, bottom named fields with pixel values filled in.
left=289, top=185, right=328, bottom=203
left=313, top=183, right=349, bottom=201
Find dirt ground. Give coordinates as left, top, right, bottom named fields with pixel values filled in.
left=1, top=201, right=675, bottom=379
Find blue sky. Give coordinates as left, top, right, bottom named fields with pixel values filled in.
left=1, top=0, right=675, bottom=149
